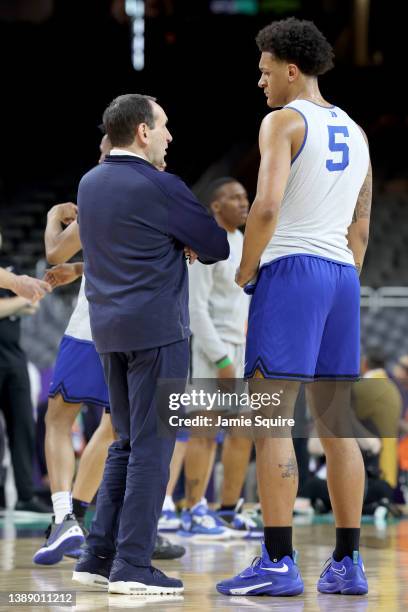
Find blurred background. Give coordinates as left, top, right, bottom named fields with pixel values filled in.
left=0, top=0, right=408, bottom=511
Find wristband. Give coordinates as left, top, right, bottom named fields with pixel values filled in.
left=215, top=356, right=232, bottom=369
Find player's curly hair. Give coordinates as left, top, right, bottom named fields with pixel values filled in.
left=256, top=17, right=334, bottom=76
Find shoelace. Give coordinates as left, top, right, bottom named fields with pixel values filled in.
left=151, top=566, right=166, bottom=578
left=320, top=557, right=332, bottom=578
left=196, top=514, right=217, bottom=529
left=250, top=556, right=262, bottom=570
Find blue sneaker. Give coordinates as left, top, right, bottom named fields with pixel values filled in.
left=33, top=514, right=85, bottom=565
left=158, top=509, right=181, bottom=531
left=317, top=551, right=368, bottom=595
left=72, top=548, right=112, bottom=589
left=216, top=543, right=304, bottom=596
left=108, top=557, right=184, bottom=595
left=213, top=499, right=263, bottom=540
left=178, top=500, right=230, bottom=540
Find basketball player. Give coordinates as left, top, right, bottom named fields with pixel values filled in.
left=33, top=135, right=185, bottom=564
left=177, top=178, right=258, bottom=539
left=0, top=267, right=51, bottom=301
left=217, top=17, right=371, bottom=597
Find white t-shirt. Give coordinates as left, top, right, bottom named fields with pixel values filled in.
left=64, top=275, right=92, bottom=341
left=188, top=229, right=249, bottom=363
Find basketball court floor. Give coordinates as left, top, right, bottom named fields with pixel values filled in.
left=0, top=512, right=407, bottom=611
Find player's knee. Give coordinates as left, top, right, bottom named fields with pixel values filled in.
left=45, top=395, right=77, bottom=429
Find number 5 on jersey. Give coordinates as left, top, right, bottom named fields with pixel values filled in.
left=326, top=125, right=349, bottom=172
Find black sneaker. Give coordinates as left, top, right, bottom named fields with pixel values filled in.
left=152, top=534, right=185, bottom=560
left=15, top=496, right=52, bottom=513
left=108, top=558, right=183, bottom=595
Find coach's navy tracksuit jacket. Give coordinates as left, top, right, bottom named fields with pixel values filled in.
left=78, top=154, right=229, bottom=353
left=77, top=155, right=229, bottom=569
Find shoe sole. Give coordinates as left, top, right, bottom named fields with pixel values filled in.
left=72, top=571, right=109, bottom=589
left=178, top=529, right=231, bottom=541
left=158, top=521, right=181, bottom=531
left=64, top=550, right=83, bottom=560
left=108, top=581, right=184, bottom=595
left=217, top=582, right=304, bottom=596
left=33, top=534, right=84, bottom=565
left=317, top=581, right=368, bottom=595
left=152, top=549, right=186, bottom=560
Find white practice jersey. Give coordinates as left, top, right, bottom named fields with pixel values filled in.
left=64, top=275, right=92, bottom=341
left=188, top=230, right=249, bottom=363
left=261, top=99, right=370, bottom=267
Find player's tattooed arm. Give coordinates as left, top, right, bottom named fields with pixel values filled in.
left=351, top=160, right=372, bottom=223
left=347, top=131, right=372, bottom=276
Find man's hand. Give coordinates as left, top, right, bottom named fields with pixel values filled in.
left=217, top=363, right=235, bottom=379
left=47, top=202, right=78, bottom=226
left=44, top=263, right=83, bottom=289
left=235, top=264, right=258, bottom=288
left=184, top=246, right=198, bottom=265
left=11, top=275, right=52, bottom=303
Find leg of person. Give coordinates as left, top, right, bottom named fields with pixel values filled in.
left=167, top=439, right=187, bottom=497
left=159, top=438, right=187, bottom=531
left=68, top=406, right=185, bottom=564
left=217, top=256, right=333, bottom=597
left=219, top=343, right=252, bottom=510
left=184, top=437, right=217, bottom=507
left=45, top=335, right=96, bottom=521
left=214, top=435, right=262, bottom=538
left=179, top=436, right=230, bottom=540
left=72, top=411, right=114, bottom=508
left=220, top=435, right=252, bottom=507
left=311, top=262, right=367, bottom=595
left=107, top=340, right=189, bottom=595
left=214, top=343, right=259, bottom=537
left=45, top=394, right=81, bottom=513
left=69, top=341, right=115, bottom=519
left=73, top=351, right=131, bottom=588
left=310, top=384, right=367, bottom=595
left=33, top=393, right=84, bottom=565
left=2, top=366, right=36, bottom=508
left=34, top=336, right=112, bottom=565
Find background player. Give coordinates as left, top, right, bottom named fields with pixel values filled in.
left=177, top=177, right=257, bottom=539
left=217, top=17, right=371, bottom=597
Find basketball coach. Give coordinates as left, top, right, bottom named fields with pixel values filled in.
left=74, top=94, right=229, bottom=595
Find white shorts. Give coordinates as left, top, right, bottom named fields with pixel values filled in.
left=186, top=340, right=247, bottom=416
left=191, top=340, right=245, bottom=379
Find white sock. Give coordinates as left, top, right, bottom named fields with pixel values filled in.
left=51, top=491, right=72, bottom=524
left=163, top=495, right=175, bottom=512
left=191, top=497, right=207, bottom=513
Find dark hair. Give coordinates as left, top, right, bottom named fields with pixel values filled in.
left=256, top=17, right=334, bottom=76
left=365, top=347, right=386, bottom=370
left=201, top=177, right=238, bottom=211
left=102, top=94, right=157, bottom=147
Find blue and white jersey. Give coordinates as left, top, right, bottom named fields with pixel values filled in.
left=64, top=275, right=93, bottom=342
left=261, top=99, right=370, bottom=267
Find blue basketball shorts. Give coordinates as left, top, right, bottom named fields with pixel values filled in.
left=244, top=254, right=360, bottom=380
left=49, top=335, right=110, bottom=410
